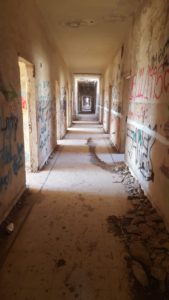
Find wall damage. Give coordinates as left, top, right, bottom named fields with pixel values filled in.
left=103, top=0, right=169, bottom=226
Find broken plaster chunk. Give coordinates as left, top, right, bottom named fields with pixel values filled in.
left=132, top=260, right=149, bottom=287
left=56, top=259, right=66, bottom=268
left=149, top=214, right=163, bottom=223
left=161, top=242, right=169, bottom=251
left=131, top=216, right=145, bottom=225
left=151, top=265, right=166, bottom=281
left=6, top=222, right=15, bottom=234
left=126, top=224, right=139, bottom=235
left=129, top=241, right=150, bottom=267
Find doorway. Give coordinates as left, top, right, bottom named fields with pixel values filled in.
left=18, top=57, right=38, bottom=174
left=107, top=84, right=112, bottom=133
left=55, top=80, right=61, bottom=140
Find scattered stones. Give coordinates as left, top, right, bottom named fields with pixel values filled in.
left=131, top=216, right=145, bottom=225
left=106, top=165, right=169, bottom=299
left=129, top=241, right=150, bottom=267
left=126, top=225, right=140, bottom=235
left=151, top=265, right=166, bottom=281
left=6, top=223, right=15, bottom=234
left=56, top=259, right=66, bottom=268
left=132, top=260, right=149, bottom=287
left=87, top=142, right=169, bottom=298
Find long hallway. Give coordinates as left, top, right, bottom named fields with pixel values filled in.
left=0, top=123, right=131, bottom=300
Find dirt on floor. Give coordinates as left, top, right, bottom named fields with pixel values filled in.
left=88, top=138, right=169, bottom=299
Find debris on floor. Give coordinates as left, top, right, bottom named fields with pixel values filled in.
left=0, top=188, right=34, bottom=267
left=87, top=135, right=169, bottom=298
left=6, top=223, right=15, bottom=234
left=0, top=188, right=31, bottom=236
left=87, top=137, right=125, bottom=172
left=107, top=167, right=169, bottom=300
left=56, top=259, right=66, bottom=268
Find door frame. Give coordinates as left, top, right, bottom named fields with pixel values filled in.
left=18, top=56, right=38, bottom=172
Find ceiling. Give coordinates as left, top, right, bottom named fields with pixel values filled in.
left=35, top=0, right=143, bottom=74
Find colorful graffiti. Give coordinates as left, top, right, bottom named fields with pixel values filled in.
left=127, top=125, right=156, bottom=181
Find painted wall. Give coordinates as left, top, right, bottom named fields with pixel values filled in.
left=102, top=22, right=131, bottom=149
left=125, top=0, right=169, bottom=224
left=103, top=0, right=169, bottom=226
left=0, top=0, right=72, bottom=222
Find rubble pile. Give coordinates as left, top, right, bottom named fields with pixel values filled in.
left=87, top=137, right=169, bottom=298
left=108, top=169, right=169, bottom=300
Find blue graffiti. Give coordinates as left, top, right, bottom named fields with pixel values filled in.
left=0, top=171, right=11, bottom=191
left=12, top=143, right=24, bottom=175
left=0, top=114, right=18, bottom=141
left=0, top=143, right=24, bottom=191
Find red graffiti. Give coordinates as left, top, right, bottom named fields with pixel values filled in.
left=22, top=98, right=27, bottom=110
left=129, top=64, right=169, bottom=101
left=164, top=69, right=169, bottom=93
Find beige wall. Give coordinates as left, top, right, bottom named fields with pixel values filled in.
left=102, top=20, right=132, bottom=149
left=103, top=0, right=169, bottom=226
left=126, top=0, right=169, bottom=225
left=0, top=0, right=72, bottom=222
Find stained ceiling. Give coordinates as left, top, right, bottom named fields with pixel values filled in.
left=35, top=0, right=143, bottom=74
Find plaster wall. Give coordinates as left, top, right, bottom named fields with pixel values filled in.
left=103, top=25, right=131, bottom=148
left=125, top=0, right=169, bottom=225
left=0, top=0, right=71, bottom=222
left=104, top=0, right=169, bottom=226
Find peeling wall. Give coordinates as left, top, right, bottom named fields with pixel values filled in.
left=0, top=0, right=71, bottom=222
left=125, top=0, right=169, bottom=224
left=103, top=0, right=169, bottom=226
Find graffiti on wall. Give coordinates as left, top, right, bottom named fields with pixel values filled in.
left=129, top=38, right=169, bottom=102
left=37, top=81, right=52, bottom=153
left=127, top=39, right=169, bottom=182
left=129, top=63, right=169, bottom=102
left=128, top=102, right=150, bottom=124
left=160, top=145, right=169, bottom=179
left=0, top=111, right=24, bottom=191
left=151, top=38, right=169, bottom=68
left=0, top=73, right=24, bottom=191
left=0, top=74, right=18, bottom=115
left=127, top=125, right=156, bottom=181
left=112, top=86, right=122, bottom=113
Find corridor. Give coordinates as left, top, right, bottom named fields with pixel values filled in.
left=0, top=123, right=131, bottom=300
left=0, top=0, right=169, bottom=299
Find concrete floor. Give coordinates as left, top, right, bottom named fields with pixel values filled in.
left=0, top=122, right=132, bottom=300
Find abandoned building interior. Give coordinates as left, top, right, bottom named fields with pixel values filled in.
left=0, top=0, right=169, bottom=299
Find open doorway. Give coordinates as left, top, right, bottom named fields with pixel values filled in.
left=55, top=80, right=61, bottom=140
left=18, top=57, right=38, bottom=176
